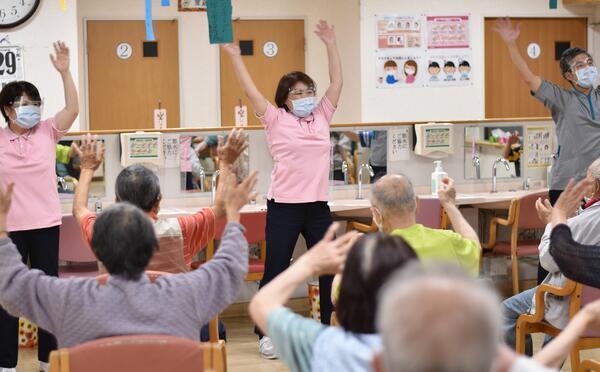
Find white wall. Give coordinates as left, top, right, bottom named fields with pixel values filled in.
left=359, top=0, right=596, bottom=123
left=0, top=0, right=79, bottom=129
left=76, top=0, right=361, bottom=129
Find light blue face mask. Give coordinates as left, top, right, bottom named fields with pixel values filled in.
left=290, top=96, right=316, bottom=118
left=13, top=105, right=42, bottom=129
left=575, top=66, right=598, bottom=88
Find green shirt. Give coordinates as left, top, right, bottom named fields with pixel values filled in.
left=391, top=224, right=480, bottom=276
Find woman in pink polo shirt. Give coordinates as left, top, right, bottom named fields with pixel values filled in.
left=223, top=20, right=342, bottom=358
left=0, top=42, right=78, bottom=372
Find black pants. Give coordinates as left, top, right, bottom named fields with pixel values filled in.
left=0, top=226, right=59, bottom=367
left=536, top=190, right=564, bottom=284
left=255, top=200, right=333, bottom=337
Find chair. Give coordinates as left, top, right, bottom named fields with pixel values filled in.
left=96, top=271, right=222, bottom=345
left=48, top=334, right=226, bottom=372
left=516, top=280, right=600, bottom=371
left=206, top=212, right=267, bottom=282
left=482, top=191, right=548, bottom=295
left=580, top=359, right=600, bottom=372
left=58, top=215, right=99, bottom=278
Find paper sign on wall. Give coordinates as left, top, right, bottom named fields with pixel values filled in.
left=0, top=45, right=24, bottom=88
left=234, top=105, right=248, bottom=127
left=120, top=132, right=164, bottom=167
left=163, top=134, right=180, bottom=168
left=179, top=136, right=192, bottom=172
left=526, top=126, right=553, bottom=168
left=154, top=108, right=167, bottom=129
left=389, top=127, right=411, bottom=161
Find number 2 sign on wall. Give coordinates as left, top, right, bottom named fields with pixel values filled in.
left=0, top=45, right=23, bottom=87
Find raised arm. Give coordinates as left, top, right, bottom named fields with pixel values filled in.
left=314, top=20, right=343, bottom=107
left=222, top=44, right=268, bottom=116
left=72, top=134, right=104, bottom=223
left=438, top=177, right=479, bottom=243
left=50, top=41, right=79, bottom=131
left=493, top=18, right=542, bottom=92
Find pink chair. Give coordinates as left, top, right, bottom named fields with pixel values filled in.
left=516, top=280, right=600, bottom=371
left=58, top=216, right=99, bottom=278
left=483, top=190, right=548, bottom=294
left=48, top=334, right=226, bottom=372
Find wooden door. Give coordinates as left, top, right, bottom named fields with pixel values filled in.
left=485, top=17, right=587, bottom=118
left=220, top=20, right=305, bottom=126
left=87, top=20, right=180, bottom=130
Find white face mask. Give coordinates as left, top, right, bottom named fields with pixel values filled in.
left=405, top=68, right=415, bottom=75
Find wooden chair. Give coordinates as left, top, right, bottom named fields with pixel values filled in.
left=206, top=212, right=267, bottom=282
left=482, top=191, right=548, bottom=295
left=579, top=359, right=600, bottom=372
left=48, top=334, right=226, bottom=372
left=516, top=280, right=600, bottom=372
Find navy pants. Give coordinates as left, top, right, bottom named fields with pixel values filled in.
left=0, top=226, right=59, bottom=367
left=255, top=200, right=333, bottom=337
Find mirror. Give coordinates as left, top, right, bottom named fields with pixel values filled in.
left=179, top=133, right=249, bottom=192
left=464, top=126, right=522, bottom=180
left=330, top=130, right=387, bottom=186
left=56, top=138, right=106, bottom=196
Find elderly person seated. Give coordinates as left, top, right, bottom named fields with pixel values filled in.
left=249, top=226, right=417, bottom=372
left=502, top=159, right=600, bottom=355
left=374, top=262, right=600, bottom=372
left=369, top=174, right=480, bottom=276
left=0, top=168, right=256, bottom=348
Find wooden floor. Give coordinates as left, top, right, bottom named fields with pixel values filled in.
left=14, top=317, right=600, bottom=372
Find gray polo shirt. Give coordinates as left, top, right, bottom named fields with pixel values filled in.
left=534, top=80, right=600, bottom=190
left=370, top=131, right=387, bottom=167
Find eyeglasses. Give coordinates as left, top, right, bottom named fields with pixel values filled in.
left=288, top=87, right=316, bottom=97
left=11, top=97, right=43, bottom=108
left=570, top=58, right=595, bottom=71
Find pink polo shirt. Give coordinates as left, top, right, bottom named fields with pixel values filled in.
left=259, top=97, right=335, bottom=203
left=0, top=117, right=66, bottom=232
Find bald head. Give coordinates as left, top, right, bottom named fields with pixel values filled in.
left=377, top=263, right=501, bottom=372
left=370, top=174, right=417, bottom=218
left=589, top=158, right=600, bottom=181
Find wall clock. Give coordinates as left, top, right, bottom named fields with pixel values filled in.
left=0, top=0, right=41, bottom=29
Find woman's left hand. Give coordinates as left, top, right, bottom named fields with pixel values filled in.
left=50, top=41, right=70, bottom=73
left=314, top=20, right=336, bottom=45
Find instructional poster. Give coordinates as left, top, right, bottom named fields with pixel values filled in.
left=426, top=53, right=472, bottom=85
left=377, top=16, right=422, bottom=49
left=163, top=134, right=180, bottom=168
left=426, top=16, right=470, bottom=49
left=526, top=126, right=553, bottom=168
left=376, top=53, right=424, bottom=87
left=388, top=127, right=411, bottom=161
left=129, top=137, right=159, bottom=158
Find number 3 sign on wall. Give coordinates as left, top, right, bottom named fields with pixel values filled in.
left=0, top=45, right=24, bottom=87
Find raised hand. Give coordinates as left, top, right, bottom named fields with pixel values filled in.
left=221, top=43, right=241, bottom=57
left=50, top=41, right=70, bottom=73
left=222, top=170, right=259, bottom=220
left=314, top=20, right=336, bottom=45
left=535, top=197, right=553, bottom=225
left=217, top=128, right=248, bottom=166
left=79, top=134, right=105, bottom=171
left=438, top=177, right=457, bottom=206
left=492, top=18, right=521, bottom=44
left=552, top=178, right=593, bottom=226
left=301, top=223, right=358, bottom=276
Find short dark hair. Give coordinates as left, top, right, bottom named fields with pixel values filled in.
left=115, top=164, right=161, bottom=212
left=336, top=233, right=417, bottom=334
left=274, top=71, right=316, bottom=111
left=428, top=62, right=440, bottom=69
left=0, top=81, right=41, bottom=122
left=91, top=203, right=158, bottom=280
left=444, top=61, right=455, bottom=68
left=560, top=47, right=591, bottom=76
left=459, top=60, right=470, bottom=68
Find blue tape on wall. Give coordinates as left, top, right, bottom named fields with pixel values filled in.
left=161, top=0, right=170, bottom=6
left=145, top=0, right=156, bottom=41
left=550, top=0, right=558, bottom=9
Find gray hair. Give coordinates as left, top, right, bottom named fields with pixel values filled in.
left=377, top=262, right=502, bottom=372
left=370, top=174, right=417, bottom=217
left=589, top=158, right=600, bottom=181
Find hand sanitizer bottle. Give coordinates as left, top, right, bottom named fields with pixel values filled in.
left=431, top=160, right=448, bottom=196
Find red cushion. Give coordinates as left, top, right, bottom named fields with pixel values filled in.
left=248, top=259, right=264, bottom=273
left=491, top=240, right=540, bottom=256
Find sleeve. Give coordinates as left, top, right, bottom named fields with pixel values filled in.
left=267, top=307, right=326, bottom=372
left=549, top=224, right=600, bottom=287
left=79, top=212, right=97, bottom=251
left=312, top=96, right=336, bottom=124
left=177, top=207, right=216, bottom=264
left=256, top=101, right=279, bottom=128
left=445, top=230, right=481, bottom=277
left=160, top=222, right=248, bottom=325
left=0, top=238, right=70, bottom=334
left=538, top=223, right=560, bottom=273
left=533, top=80, right=570, bottom=117
left=42, top=116, right=69, bottom=143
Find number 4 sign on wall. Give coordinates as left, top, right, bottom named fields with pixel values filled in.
left=0, top=45, right=24, bottom=87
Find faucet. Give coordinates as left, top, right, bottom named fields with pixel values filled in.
left=357, top=164, right=374, bottom=199
left=472, top=154, right=481, bottom=179
left=341, top=161, right=349, bottom=185
left=492, top=158, right=510, bottom=193
left=198, top=167, right=206, bottom=192
left=57, top=176, right=67, bottom=192
left=211, top=170, right=220, bottom=203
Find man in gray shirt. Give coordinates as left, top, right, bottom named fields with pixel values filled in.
left=495, top=18, right=600, bottom=282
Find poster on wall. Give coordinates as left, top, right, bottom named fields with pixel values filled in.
left=425, top=52, right=472, bottom=86
left=0, top=45, right=24, bottom=88
left=388, top=126, right=411, bottom=161
left=376, top=15, right=422, bottom=49
left=426, top=15, right=470, bottom=49
left=376, top=53, right=424, bottom=88
left=525, top=126, right=553, bottom=168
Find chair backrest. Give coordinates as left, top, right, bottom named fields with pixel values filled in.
left=59, top=216, right=98, bottom=262
left=579, top=359, right=600, bottom=372
left=516, top=191, right=548, bottom=230
left=214, top=212, right=266, bottom=244
left=416, top=198, right=442, bottom=229
left=49, top=335, right=210, bottom=372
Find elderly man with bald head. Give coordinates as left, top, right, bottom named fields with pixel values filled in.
left=369, top=174, right=480, bottom=276
left=502, top=158, right=600, bottom=355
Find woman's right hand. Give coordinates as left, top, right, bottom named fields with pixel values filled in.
left=222, top=43, right=241, bottom=57
left=492, top=18, right=521, bottom=44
